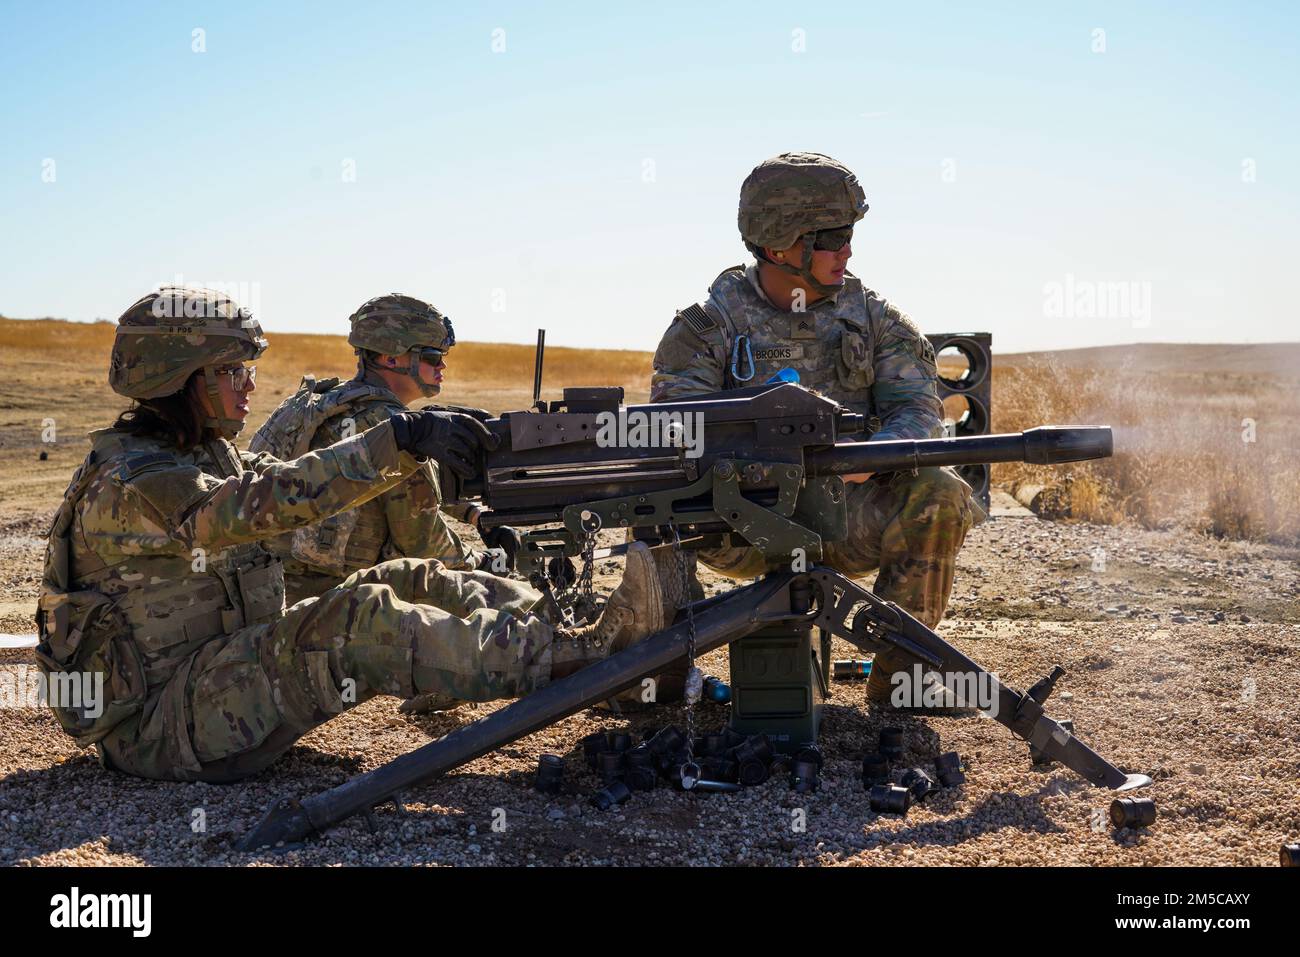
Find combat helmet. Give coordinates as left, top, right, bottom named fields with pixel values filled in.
left=110, top=285, right=268, bottom=438
left=738, top=152, right=869, bottom=295
left=347, top=293, right=455, bottom=397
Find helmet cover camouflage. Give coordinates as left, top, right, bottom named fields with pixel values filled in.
left=347, top=294, right=455, bottom=356
left=109, top=285, right=268, bottom=399
left=738, top=152, right=869, bottom=251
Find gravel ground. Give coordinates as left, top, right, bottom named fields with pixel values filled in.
left=2, top=496, right=1297, bottom=866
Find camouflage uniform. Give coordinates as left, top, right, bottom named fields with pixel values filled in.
left=71, top=425, right=550, bottom=781
left=250, top=294, right=488, bottom=606
left=34, top=286, right=609, bottom=783
left=650, top=154, right=984, bottom=646
left=251, top=372, right=482, bottom=606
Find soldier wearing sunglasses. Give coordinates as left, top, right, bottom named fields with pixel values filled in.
left=251, top=294, right=521, bottom=606
left=649, top=152, right=984, bottom=713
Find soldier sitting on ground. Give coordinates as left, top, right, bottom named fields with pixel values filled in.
left=34, top=285, right=668, bottom=782
left=249, top=294, right=525, bottom=716
left=250, top=293, right=521, bottom=607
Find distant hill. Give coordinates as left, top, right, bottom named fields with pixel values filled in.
left=4, top=315, right=1296, bottom=379
left=999, top=342, right=1300, bottom=378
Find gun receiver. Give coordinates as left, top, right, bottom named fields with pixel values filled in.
left=452, top=382, right=1111, bottom=572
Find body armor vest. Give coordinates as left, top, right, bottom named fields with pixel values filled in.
left=706, top=267, right=881, bottom=431
left=249, top=375, right=396, bottom=577
left=36, top=430, right=285, bottom=743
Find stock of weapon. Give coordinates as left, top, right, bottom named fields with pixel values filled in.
left=238, top=366, right=1150, bottom=851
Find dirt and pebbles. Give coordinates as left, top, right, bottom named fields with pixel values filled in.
left=2, top=493, right=1296, bottom=867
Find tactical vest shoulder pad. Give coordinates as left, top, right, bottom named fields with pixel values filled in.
left=859, top=281, right=887, bottom=316
left=700, top=267, right=748, bottom=347
left=862, top=286, right=908, bottom=332
left=331, top=380, right=395, bottom=408
left=836, top=276, right=872, bottom=333
left=123, top=462, right=217, bottom=528
left=113, top=451, right=176, bottom=482
left=249, top=378, right=317, bottom=457
left=316, top=382, right=399, bottom=433
left=250, top=376, right=395, bottom=460
left=708, top=264, right=746, bottom=294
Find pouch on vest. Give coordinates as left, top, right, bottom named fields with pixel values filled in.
left=35, top=590, right=146, bottom=745
left=33, top=451, right=148, bottom=745
left=234, top=549, right=287, bottom=622
left=280, top=507, right=364, bottom=577
left=835, top=330, right=876, bottom=392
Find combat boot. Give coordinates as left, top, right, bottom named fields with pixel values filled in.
left=550, top=541, right=668, bottom=680
left=596, top=543, right=692, bottom=711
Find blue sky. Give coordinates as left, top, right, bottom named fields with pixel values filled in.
left=2, top=1, right=1296, bottom=352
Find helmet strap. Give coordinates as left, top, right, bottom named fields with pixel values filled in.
left=407, top=349, right=442, bottom=398
left=766, top=241, right=843, bottom=301
left=200, top=367, right=245, bottom=439
left=358, top=351, right=389, bottom=387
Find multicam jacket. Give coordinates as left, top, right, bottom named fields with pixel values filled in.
left=249, top=375, right=479, bottom=600
left=650, top=265, right=944, bottom=440
left=35, top=420, right=417, bottom=749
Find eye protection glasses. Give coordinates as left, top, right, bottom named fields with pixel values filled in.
left=808, top=225, right=854, bottom=252
left=411, top=346, right=447, bottom=364
left=213, top=365, right=256, bottom=389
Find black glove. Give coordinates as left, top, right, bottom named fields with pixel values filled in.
left=436, top=404, right=493, bottom=422
left=480, top=525, right=523, bottom=574
left=390, top=410, right=499, bottom=479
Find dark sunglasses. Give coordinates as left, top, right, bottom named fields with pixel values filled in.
left=411, top=346, right=447, bottom=363
left=809, top=225, right=854, bottom=252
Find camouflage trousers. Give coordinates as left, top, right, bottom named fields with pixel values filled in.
left=279, top=565, right=355, bottom=607
left=98, top=559, right=551, bottom=782
left=699, top=467, right=983, bottom=629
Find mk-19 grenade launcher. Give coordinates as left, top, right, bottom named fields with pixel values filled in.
left=462, top=380, right=1109, bottom=582
left=239, top=355, right=1150, bottom=851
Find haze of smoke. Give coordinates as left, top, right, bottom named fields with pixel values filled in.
left=993, top=356, right=1300, bottom=544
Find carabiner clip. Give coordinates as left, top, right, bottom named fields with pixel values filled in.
left=730, top=334, right=755, bottom=383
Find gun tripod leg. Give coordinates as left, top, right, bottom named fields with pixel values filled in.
left=236, top=567, right=1151, bottom=851
left=237, top=573, right=804, bottom=850
left=804, top=568, right=1152, bottom=792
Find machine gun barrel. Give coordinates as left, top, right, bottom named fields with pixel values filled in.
left=804, top=426, right=1112, bottom=476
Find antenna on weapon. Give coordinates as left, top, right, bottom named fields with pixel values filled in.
left=532, top=329, right=546, bottom=412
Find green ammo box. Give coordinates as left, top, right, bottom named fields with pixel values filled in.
left=727, top=618, right=831, bottom=754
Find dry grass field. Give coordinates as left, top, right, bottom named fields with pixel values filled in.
left=991, top=351, right=1300, bottom=546
left=0, top=318, right=651, bottom=529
